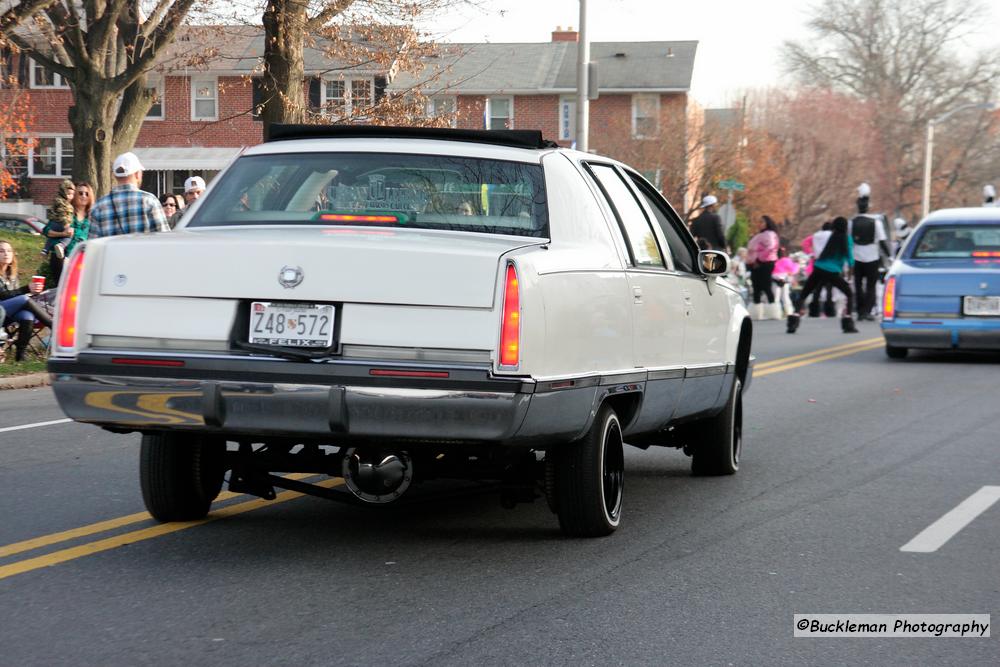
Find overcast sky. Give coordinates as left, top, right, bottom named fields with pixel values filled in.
left=429, top=0, right=1000, bottom=108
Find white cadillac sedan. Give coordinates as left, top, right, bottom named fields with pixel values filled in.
left=49, top=126, right=753, bottom=537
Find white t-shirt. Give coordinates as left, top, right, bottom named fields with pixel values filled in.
left=811, top=230, right=832, bottom=258
left=848, top=214, right=887, bottom=263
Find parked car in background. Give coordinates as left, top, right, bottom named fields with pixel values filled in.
left=0, top=213, right=44, bottom=235
left=882, top=207, right=1000, bottom=358
left=48, top=125, right=753, bottom=537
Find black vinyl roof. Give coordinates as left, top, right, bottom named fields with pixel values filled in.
left=264, top=124, right=559, bottom=149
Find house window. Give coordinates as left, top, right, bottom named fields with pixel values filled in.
left=146, top=77, right=164, bottom=119
left=487, top=97, right=513, bottom=130
left=351, top=79, right=372, bottom=112
left=559, top=96, right=576, bottom=142
left=191, top=78, right=217, bottom=121
left=426, top=96, right=456, bottom=126
left=29, top=136, right=73, bottom=177
left=322, top=78, right=373, bottom=119
left=29, top=60, right=68, bottom=89
left=632, top=94, right=659, bottom=139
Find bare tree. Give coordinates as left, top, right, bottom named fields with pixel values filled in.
left=0, top=0, right=200, bottom=193
left=783, top=0, right=1000, bottom=217
left=257, top=0, right=472, bottom=134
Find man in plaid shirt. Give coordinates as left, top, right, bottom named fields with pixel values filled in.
left=90, top=152, right=169, bottom=238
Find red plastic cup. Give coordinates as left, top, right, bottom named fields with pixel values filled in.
left=31, top=275, right=46, bottom=292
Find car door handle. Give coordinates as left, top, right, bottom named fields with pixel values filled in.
left=633, top=286, right=643, bottom=304
left=682, top=290, right=692, bottom=304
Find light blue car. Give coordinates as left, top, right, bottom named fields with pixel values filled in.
left=882, top=207, right=1000, bottom=358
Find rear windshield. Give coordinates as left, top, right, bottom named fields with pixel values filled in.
left=911, top=224, right=1000, bottom=258
left=187, top=152, right=549, bottom=237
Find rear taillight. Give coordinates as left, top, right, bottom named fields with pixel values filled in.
left=56, top=248, right=85, bottom=350
left=499, top=262, right=520, bottom=368
left=883, top=276, right=896, bottom=321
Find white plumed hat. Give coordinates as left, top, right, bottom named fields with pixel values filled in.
left=857, top=182, right=871, bottom=198
left=984, top=184, right=997, bottom=200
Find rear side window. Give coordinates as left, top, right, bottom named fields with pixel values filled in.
left=627, top=174, right=697, bottom=273
left=587, top=163, right=665, bottom=268
left=189, top=152, right=549, bottom=238
left=912, top=224, right=1000, bottom=258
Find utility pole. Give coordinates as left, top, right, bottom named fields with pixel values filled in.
left=921, top=102, right=995, bottom=218
left=575, top=0, right=589, bottom=152
left=921, top=122, right=934, bottom=219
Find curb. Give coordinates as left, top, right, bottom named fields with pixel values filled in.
left=0, top=372, right=51, bottom=391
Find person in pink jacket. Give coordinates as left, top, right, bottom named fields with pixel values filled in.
left=771, top=250, right=799, bottom=316
left=746, top=215, right=781, bottom=318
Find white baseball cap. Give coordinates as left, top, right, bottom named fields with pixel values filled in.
left=112, top=152, right=144, bottom=177
left=184, top=176, right=206, bottom=192
left=701, top=195, right=718, bottom=208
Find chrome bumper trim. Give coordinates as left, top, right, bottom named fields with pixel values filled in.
left=50, top=374, right=536, bottom=443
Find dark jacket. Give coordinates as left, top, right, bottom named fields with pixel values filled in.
left=691, top=210, right=727, bottom=250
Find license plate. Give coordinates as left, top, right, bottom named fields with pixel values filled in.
left=249, top=302, right=335, bottom=347
left=964, top=296, right=1000, bottom=316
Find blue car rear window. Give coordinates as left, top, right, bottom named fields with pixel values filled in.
left=912, top=224, right=1000, bottom=258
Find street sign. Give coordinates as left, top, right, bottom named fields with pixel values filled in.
left=718, top=179, right=745, bottom=192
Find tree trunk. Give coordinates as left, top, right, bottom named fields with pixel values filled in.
left=261, top=0, right=307, bottom=136
left=68, top=83, right=116, bottom=195
left=67, top=77, right=155, bottom=196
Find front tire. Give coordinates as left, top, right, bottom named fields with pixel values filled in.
left=140, top=433, right=226, bottom=522
left=885, top=345, right=908, bottom=359
left=555, top=404, right=624, bottom=537
left=691, top=377, right=743, bottom=476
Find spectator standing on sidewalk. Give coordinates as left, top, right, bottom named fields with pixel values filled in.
left=183, top=176, right=206, bottom=206
left=690, top=195, right=728, bottom=251
left=48, top=182, right=94, bottom=283
left=746, top=215, right=781, bottom=320
left=787, top=216, right=858, bottom=334
left=160, top=193, right=184, bottom=229
left=90, top=152, right=168, bottom=238
left=848, top=183, right=891, bottom=320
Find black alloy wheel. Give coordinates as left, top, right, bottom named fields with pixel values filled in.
left=555, top=404, right=625, bottom=537
left=691, top=377, right=743, bottom=476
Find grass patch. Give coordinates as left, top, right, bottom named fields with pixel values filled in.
left=0, top=230, right=50, bottom=285
left=0, top=359, right=47, bottom=377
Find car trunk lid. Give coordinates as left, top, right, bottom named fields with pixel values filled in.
left=97, top=226, right=543, bottom=308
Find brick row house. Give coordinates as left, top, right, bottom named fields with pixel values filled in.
left=0, top=27, right=699, bottom=218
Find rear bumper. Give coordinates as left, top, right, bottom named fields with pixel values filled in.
left=882, top=319, right=1000, bottom=350
left=47, top=352, right=601, bottom=445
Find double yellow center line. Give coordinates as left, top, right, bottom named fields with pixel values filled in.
left=0, top=336, right=886, bottom=581
left=0, top=476, right=343, bottom=581
left=755, top=337, right=883, bottom=377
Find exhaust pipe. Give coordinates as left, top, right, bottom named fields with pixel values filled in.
left=341, top=448, right=413, bottom=504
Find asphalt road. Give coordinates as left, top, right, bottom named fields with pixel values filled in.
left=1, top=318, right=997, bottom=666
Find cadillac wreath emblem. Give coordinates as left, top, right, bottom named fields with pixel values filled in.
left=278, top=266, right=304, bottom=289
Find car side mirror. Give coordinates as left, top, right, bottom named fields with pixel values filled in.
left=698, top=250, right=730, bottom=276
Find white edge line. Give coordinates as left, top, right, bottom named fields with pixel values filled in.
left=900, top=486, right=1000, bottom=553
left=0, top=418, right=73, bottom=434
